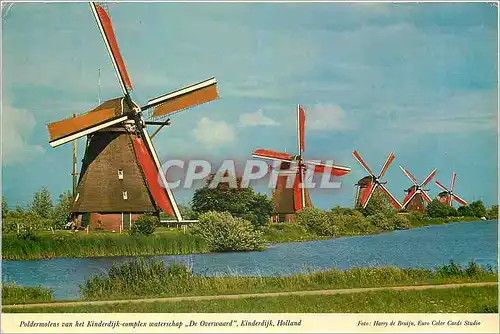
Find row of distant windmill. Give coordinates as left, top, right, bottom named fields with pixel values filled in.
left=252, top=106, right=467, bottom=221
left=47, top=2, right=468, bottom=230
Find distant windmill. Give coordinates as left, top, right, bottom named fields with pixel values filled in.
left=46, top=2, right=219, bottom=231
left=400, top=166, right=437, bottom=212
left=435, top=172, right=467, bottom=207
left=252, top=105, right=351, bottom=221
left=352, top=151, right=401, bottom=209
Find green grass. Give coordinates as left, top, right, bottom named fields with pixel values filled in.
left=2, top=229, right=208, bottom=260
left=4, top=286, right=497, bottom=313
left=2, top=283, right=54, bottom=305
left=78, top=259, right=498, bottom=301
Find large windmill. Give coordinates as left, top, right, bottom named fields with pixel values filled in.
left=47, top=2, right=219, bottom=231
left=352, top=151, right=401, bottom=209
left=252, top=105, right=351, bottom=221
left=399, top=166, right=437, bottom=212
left=435, top=172, right=467, bottom=207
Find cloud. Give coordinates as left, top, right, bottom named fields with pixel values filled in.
left=190, top=117, right=236, bottom=148
left=239, top=109, right=279, bottom=127
left=306, top=104, right=355, bottom=131
left=2, top=101, right=44, bottom=165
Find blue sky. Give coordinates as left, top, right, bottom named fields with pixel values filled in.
left=2, top=2, right=498, bottom=209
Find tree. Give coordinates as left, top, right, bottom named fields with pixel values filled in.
left=192, top=173, right=273, bottom=227
left=51, top=191, right=74, bottom=228
left=457, top=205, right=475, bottom=217
left=469, top=200, right=486, bottom=218
left=29, top=187, right=53, bottom=219
left=426, top=199, right=454, bottom=218
left=360, top=189, right=396, bottom=217
left=2, top=197, right=8, bottom=217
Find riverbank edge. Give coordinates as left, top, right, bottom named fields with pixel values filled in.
left=1, top=217, right=488, bottom=261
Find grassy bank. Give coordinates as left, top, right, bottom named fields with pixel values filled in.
left=2, top=216, right=485, bottom=260
left=2, top=284, right=54, bottom=305
left=78, top=259, right=497, bottom=301
left=2, top=229, right=208, bottom=260
left=4, top=286, right=497, bottom=313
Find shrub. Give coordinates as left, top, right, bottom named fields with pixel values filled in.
left=486, top=205, right=498, bottom=220
left=457, top=205, right=475, bottom=217
left=427, top=199, right=455, bottom=218
left=192, top=211, right=265, bottom=252
left=2, top=283, right=53, bottom=305
left=51, top=191, right=74, bottom=229
left=361, top=189, right=396, bottom=217
left=296, top=207, right=337, bottom=236
left=367, top=213, right=392, bottom=231
left=469, top=200, right=487, bottom=217
left=130, top=213, right=157, bottom=235
left=389, top=214, right=411, bottom=229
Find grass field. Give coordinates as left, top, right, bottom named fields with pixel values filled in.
left=2, top=284, right=54, bottom=305
left=4, top=286, right=497, bottom=313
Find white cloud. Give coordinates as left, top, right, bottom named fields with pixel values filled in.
left=2, top=101, right=44, bottom=165
left=306, top=103, right=354, bottom=131
left=239, top=109, right=279, bottom=127
left=190, top=117, right=236, bottom=148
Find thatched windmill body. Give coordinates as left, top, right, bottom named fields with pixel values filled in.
left=252, top=105, right=351, bottom=222
left=399, top=166, right=437, bottom=212
left=352, top=151, right=401, bottom=210
left=435, top=172, right=467, bottom=207
left=47, top=2, right=219, bottom=231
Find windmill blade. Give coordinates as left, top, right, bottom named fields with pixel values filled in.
left=378, top=183, right=402, bottom=209
left=399, top=165, right=418, bottom=185
left=293, top=170, right=304, bottom=212
left=421, top=191, right=432, bottom=204
left=47, top=98, right=128, bottom=147
left=300, top=165, right=306, bottom=210
left=252, top=149, right=293, bottom=162
left=360, top=182, right=378, bottom=208
left=401, top=188, right=418, bottom=209
left=297, top=104, right=305, bottom=153
left=378, top=152, right=395, bottom=179
left=144, top=78, right=218, bottom=118
left=139, top=127, right=183, bottom=221
left=450, top=172, right=457, bottom=192
left=435, top=180, right=449, bottom=192
left=305, top=160, right=351, bottom=176
left=352, top=150, right=375, bottom=176
left=90, top=2, right=133, bottom=94
left=451, top=193, right=468, bottom=206
left=421, top=168, right=438, bottom=187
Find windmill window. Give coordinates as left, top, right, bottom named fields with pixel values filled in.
left=118, top=169, right=124, bottom=180
left=122, top=191, right=128, bottom=200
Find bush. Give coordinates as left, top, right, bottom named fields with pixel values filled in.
left=427, top=199, right=455, bottom=218
left=192, top=211, right=265, bottom=252
left=367, top=213, right=392, bottom=231
left=192, top=174, right=273, bottom=228
left=457, top=205, right=475, bottom=217
left=469, top=200, right=487, bottom=217
left=130, top=213, right=157, bottom=235
left=297, top=207, right=338, bottom=236
left=486, top=205, right=498, bottom=220
left=361, top=189, right=396, bottom=217
left=2, top=283, right=53, bottom=305
left=389, top=214, right=411, bottom=229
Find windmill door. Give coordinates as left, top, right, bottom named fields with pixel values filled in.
left=122, top=213, right=132, bottom=230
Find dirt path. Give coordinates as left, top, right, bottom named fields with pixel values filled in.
left=3, top=282, right=497, bottom=309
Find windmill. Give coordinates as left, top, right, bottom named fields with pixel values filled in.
left=399, top=166, right=437, bottom=212
left=352, top=151, right=401, bottom=209
left=46, top=2, right=219, bottom=231
left=435, top=172, right=467, bottom=207
left=252, top=105, right=351, bottom=222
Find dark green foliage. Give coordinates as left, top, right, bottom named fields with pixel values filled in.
left=469, top=200, right=487, bottom=217
left=51, top=191, right=73, bottom=229
left=130, top=214, right=157, bottom=235
left=426, top=199, right=456, bottom=218
left=458, top=205, right=475, bottom=217
left=2, top=283, right=54, bottom=305
left=179, top=204, right=196, bottom=220
left=192, top=173, right=273, bottom=228
left=436, top=260, right=494, bottom=278
left=360, top=189, right=397, bottom=217
left=486, top=205, right=498, bottom=220
left=2, top=197, right=8, bottom=217
left=192, top=211, right=265, bottom=252
left=29, top=187, right=53, bottom=219
left=477, top=304, right=499, bottom=313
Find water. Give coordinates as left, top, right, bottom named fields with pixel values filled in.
left=2, top=220, right=498, bottom=300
